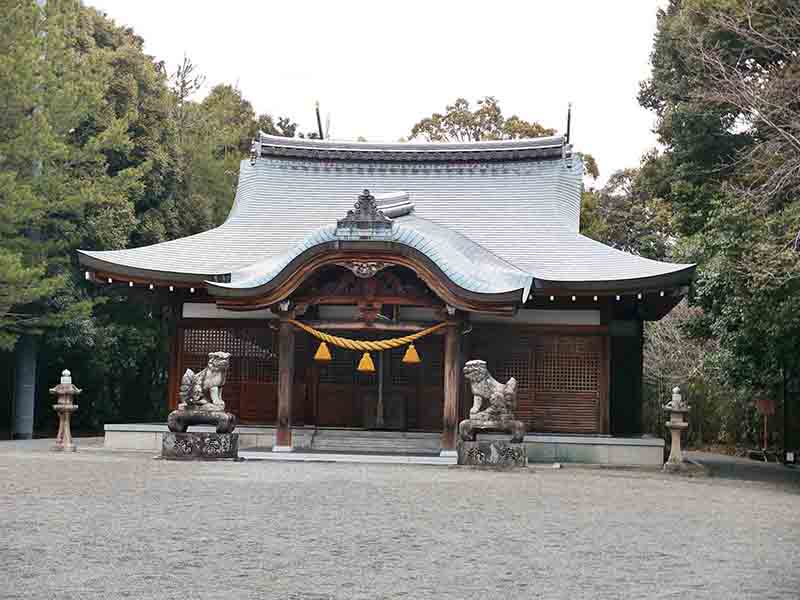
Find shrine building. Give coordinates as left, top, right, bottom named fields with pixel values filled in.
left=78, top=133, right=694, bottom=463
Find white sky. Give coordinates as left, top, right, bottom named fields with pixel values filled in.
left=88, top=0, right=665, bottom=185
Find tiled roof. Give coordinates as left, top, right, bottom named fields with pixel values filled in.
left=78, top=136, right=694, bottom=300
left=252, top=132, right=568, bottom=162
left=210, top=214, right=534, bottom=301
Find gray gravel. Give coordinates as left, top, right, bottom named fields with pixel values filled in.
left=1, top=441, right=798, bottom=600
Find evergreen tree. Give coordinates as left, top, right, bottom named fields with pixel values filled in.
left=640, top=0, right=800, bottom=417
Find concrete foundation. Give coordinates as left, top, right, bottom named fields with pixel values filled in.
left=513, top=433, right=664, bottom=466
left=104, top=424, right=665, bottom=466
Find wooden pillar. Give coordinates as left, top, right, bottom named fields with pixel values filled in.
left=441, top=321, right=460, bottom=455
left=167, top=324, right=183, bottom=411
left=600, top=335, right=610, bottom=434
left=275, top=319, right=295, bottom=451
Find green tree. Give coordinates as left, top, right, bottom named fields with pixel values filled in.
left=410, top=97, right=599, bottom=182
left=580, top=167, right=675, bottom=261
left=0, top=0, right=113, bottom=349
left=0, top=249, right=61, bottom=350
left=640, top=0, right=800, bottom=423
left=258, top=114, right=298, bottom=138
left=0, top=1, right=310, bottom=432
left=409, top=97, right=556, bottom=142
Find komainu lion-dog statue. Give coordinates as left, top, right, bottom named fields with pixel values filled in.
left=464, top=359, right=518, bottom=421
left=459, top=359, right=525, bottom=443
left=168, top=351, right=236, bottom=434
left=178, top=351, right=231, bottom=411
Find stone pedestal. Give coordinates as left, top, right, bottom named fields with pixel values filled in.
left=167, top=408, right=236, bottom=434
left=53, top=404, right=78, bottom=452
left=458, top=441, right=527, bottom=467
left=162, top=432, right=239, bottom=460
left=459, top=418, right=525, bottom=443
left=457, top=418, right=527, bottom=468
left=664, top=386, right=690, bottom=472
left=49, top=369, right=81, bottom=452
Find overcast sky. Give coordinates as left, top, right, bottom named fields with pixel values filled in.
left=88, top=0, right=666, bottom=185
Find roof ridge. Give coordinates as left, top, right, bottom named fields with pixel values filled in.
left=252, top=132, right=570, bottom=163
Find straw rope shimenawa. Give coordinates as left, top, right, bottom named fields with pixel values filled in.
left=288, top=319, right=447, bottom=351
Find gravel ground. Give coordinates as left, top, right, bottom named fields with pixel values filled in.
left=1, top=440, right=798, bottom=600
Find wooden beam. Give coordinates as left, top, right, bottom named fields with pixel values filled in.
left=472, top=323, right=609, bottom=335
left=292, top=295, right=437, bottom=307
left=441, top=321, right=460, bottom=452
left=275, top=319, right=295, bottom=450
left=211, top=247, right=521, bottom=315
left=301, top=320, right=441, bottom=333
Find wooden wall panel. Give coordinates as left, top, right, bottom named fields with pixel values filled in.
left=317, top=384, right=357, bottom=427
left=292, top=384, right=307, bottom=426
left=468, top=325, right=605, bottom=434
left=531, top=392, right=599, bottom=433
left=532, top=335, right=601, bottom=433
left=240, top=382, right=277, bottom=423
left=415, top=385, right=444, bottom=431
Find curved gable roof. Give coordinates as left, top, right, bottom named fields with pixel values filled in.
left=208, top=214, right=534, bottom=302
left=78, top=135, right=694, bottom=302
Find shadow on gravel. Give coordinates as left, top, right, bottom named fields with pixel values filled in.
left=688, top=451, right=800, bottom=489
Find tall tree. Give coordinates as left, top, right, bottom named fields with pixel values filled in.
left=0, top=1, right=311, bottom=433
left=580, top=166, right=674, bottom=261
left=0, top=0, right=112, bottom=349
left=409, top=97, right=556, bottom=142
left=640, top=0, right=800, bottom=401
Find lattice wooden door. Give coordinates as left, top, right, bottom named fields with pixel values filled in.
left=532, top=336, right=601, bottom=433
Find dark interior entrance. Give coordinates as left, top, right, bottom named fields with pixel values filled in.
left=315, top=333, right=444, bottom=431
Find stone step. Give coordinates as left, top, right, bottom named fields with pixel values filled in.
left=240, top=451, right=456, bottom=465
left=312, top=434, right=439, bottom=441
left=312, top=440, right=440, bottom=449
left=311, top=430, right=442, bottom=454
left=312, top=429, right=440, bottom=439
left=312, top=434, right=439, bottom=442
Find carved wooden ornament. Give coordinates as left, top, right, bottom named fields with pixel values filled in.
left=337, top=261, right=389, bottom=279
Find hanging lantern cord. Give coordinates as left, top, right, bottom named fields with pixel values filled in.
left=289, top=319, right=448, bottom=352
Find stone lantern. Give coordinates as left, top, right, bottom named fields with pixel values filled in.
left=663, top=386, right=689, bottom=471
left=49, top=369, right=81, bottom=452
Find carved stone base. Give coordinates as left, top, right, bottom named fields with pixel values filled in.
left=167, top=409, right=237, bottom=434
left=457, top=441, right=527, bottom=468
left=161, top=432, right=239, bottom=460
left=459, top=418, right=525, bottom=443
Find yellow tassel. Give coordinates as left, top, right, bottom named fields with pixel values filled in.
left=402, top=343, right=421, bottom=364
left=357, top=351, right=376, bottom=373
left=313, top=341, right=332, bottom=362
